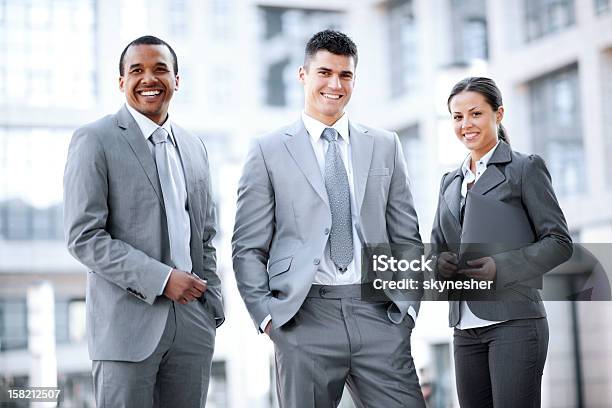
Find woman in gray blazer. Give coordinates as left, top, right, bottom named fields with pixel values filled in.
left=431, top=77, right=573, bottom=407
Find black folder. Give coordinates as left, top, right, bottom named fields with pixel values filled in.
left=460, top=191, right=535, bottom=269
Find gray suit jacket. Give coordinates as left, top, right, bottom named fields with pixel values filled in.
left=232, top=119, right=423, bottom=330
left=430, top=141, right=572, bottom=326
left=64, top=105, right=224, bottom=362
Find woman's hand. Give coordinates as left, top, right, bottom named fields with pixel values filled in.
left=458, top=257, right=497, bottom=281
left=437, top=252, right=459, bottom=278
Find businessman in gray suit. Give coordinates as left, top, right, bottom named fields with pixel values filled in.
left=64, top=36, right=223, bottom=408
left=232, top=30, right=426, bottom=407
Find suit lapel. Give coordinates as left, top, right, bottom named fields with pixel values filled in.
left=116, top=106, right=165, bottom=210
left=470, top=165, right=505, bottom=195
left=284, top=120, right=329, bottom=206
left=471, top=141, right=511, bottom=195
left=349, top=122, right=373, bottom=215
left=443, top=169, right=463, bottom=226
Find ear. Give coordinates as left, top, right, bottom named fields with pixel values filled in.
left=496, top=106, right=505, bottom=124
left=119, top=76, right=125, bottom=93
left=174, top=74, right=180, bottom=91
left=298, top=66, right=306, bottom=85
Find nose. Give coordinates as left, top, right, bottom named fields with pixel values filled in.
left=327, top=74, right=341, bottom=90
left=142, top=69, right=158, bottom=84
left=461, top=116, right=471, bottom=129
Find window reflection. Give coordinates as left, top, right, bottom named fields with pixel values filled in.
left=529, top=65, right=585, bottom=196
left=0, top=0, right=97, bottom=108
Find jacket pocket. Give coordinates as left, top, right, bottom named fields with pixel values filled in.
left=268, top=256, right=293, bottom=278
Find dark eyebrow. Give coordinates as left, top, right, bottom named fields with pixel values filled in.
left=452, top=105, right=482, bottom=114
left=128, top=62, right=169, bottom=70
left=315, top=67, right=354, bottom=76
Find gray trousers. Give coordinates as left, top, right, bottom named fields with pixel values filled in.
left=269, top=284, right=426, bottom=408
left=92, top=300, right=216, bottom=408
left=453, top=317, right=549, bottom=408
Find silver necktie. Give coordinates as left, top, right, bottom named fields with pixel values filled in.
left=321, top=127, right=353, bottom=272
left=150, top=127, right=192, bottom=272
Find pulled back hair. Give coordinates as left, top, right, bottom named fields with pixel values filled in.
left=119, top=35, right=178, bottom=76
left=447, top=77, right=509, bottom=144
left=304, top=29, right=358, bottom=68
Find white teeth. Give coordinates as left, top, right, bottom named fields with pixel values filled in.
left=322, top=93, right=341, bottom=99
left=140, top=90, right=160, bottom=96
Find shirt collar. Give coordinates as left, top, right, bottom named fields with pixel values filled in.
left=461, top=140, right=500, bottom=177
left=301, top=111, right=350, bottom=144
left=125, top=103, right=176, bottom=146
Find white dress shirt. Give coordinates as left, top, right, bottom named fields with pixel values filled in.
left=261, top=112, right=416, bottom=332
left=125, top=103, right=190, bottom=295
left=456, top=140, right=507, bottom=329
left=302, top=112, right=364, bottom=286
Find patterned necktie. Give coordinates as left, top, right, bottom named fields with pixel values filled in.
left=321, top=127, right=353, bottom=272
left=150, top=127, right=192, bottom=272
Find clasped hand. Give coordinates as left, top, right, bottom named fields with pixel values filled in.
left=163, top=269, right=207, bottom=304
left=437, top=252, right=496, bottom=281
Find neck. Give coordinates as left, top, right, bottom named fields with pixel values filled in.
left=304, top=108, right=342, bottom=126
left=469, top=140, right=498, bottom=163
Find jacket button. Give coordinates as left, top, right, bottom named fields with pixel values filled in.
left=313, top=258, right=320, bottom=265
left=324, top=228, right=330, bottom=235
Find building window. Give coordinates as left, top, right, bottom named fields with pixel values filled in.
left=430, top=342, right=455, bottom=408
left=0, top=298, right=28, bottom=351
left=595, top=0, right=610, bottom=14
left=169, top=0, right=190, bottom=37
left=529, top=64, right=585, bottom=197
left=211, top=0, right=232, bottom=40
left=258, top=6, right=343, bottom=108
left=388, top=0, right=417, bottom=98
left=207, top=361, right=228, bottom=408
left=54, top=298, right=86, bottom=344
left=0, top=128, right=71, bottom=240
left=603, top=49, right=612, bottom=189
left=525, top=0, right=575, bottom=42
left=397, top=125, right=425, bottom=211
left=449, top=0, right=488, bottom=64
left=0, top=0, right=97, bottom=108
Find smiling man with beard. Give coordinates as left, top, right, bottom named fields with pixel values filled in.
left=63, top=36, right=223, bottom=408
left=232, top=30, right=426, bottom=407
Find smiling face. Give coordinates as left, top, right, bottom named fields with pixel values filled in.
left=449, top=91, right=504, bottom=160
left=119, top=44, right=179, bottom=125
left=299, top=50, right=355, bottom=125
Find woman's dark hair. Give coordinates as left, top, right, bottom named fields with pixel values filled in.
left=447, top=77, right=509, bottom=144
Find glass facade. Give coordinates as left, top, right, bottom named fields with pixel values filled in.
left=258, top=6, right=343, bottom=107
left=525, top=0, right=575, bottom=42
left=387, top=0, right=417, bottom=97
left=0, top=298, right=27, bottom=351
left=529, top=64, right=585, bottom=196
left=0, top=0, right=97, bottom=108
left=397, top=125, right=425, bottom=211
left=595, top=0, right=610, bottom=14
left=450, top=0, right=488, bottom=64
left=0, top=128, right=71, bottom=241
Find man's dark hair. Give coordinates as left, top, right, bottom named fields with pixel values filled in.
left=119, top=35, right=178, bottom=76
left=304, top=29, right=358, bottom=69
